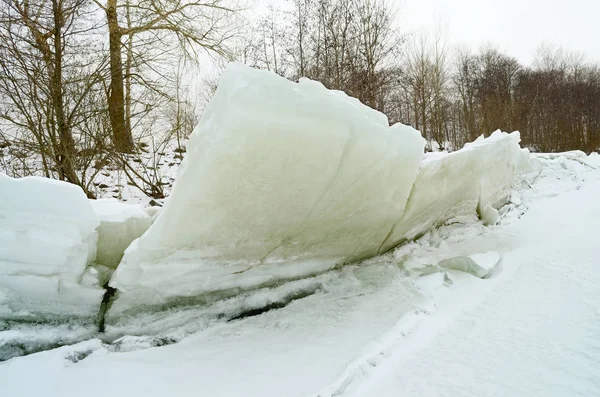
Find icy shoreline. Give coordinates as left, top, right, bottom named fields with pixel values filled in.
left=2, top=64, right=597, bottom=361
left=1, top=152, right=598, bottom=397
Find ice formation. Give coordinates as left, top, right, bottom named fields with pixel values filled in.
left=89, top=199, right=154, bottom=272
left=437, top=251, right=502, bottom=279
left=109, top=63, right=426, bottom=313
left=0, top=64, right=537, bottom=319
left=0, top=175, right=104, bottom=320
left=378, top=131, right=529, bottom=253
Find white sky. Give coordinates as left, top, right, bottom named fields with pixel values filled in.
left=397, top=0, right=600, bottom=64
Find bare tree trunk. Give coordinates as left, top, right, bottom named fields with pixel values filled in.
left=296, top=0, right=305, bottom=76
left=50, top=0, right=81, bottom=185
left=106, top=0, right=134, bottom=153
left=18, top=0, right=81, bottom=184
left=125, top=0, right=133, bottom=137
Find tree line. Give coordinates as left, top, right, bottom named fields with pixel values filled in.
left=0, top=0, right=235, bottom=197
left=242, top=0, right=600, bottom=153
left=1, top=0, right=598, bottom=198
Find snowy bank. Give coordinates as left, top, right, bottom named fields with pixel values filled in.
left=0, top=175, right=104, bottom=321
left=3, top=153, right=599, bottom=396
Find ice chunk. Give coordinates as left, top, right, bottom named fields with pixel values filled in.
left=0, top=175, right=104, bottom=320
left=476, top=131, right=531, bottom=209
left=89, top=199, right=154, bottom=270
left=588, top=151, right=599, bottom=167
left=533, top=150, right=599, bottom=170
left=479, top=205, right=500, bottom=226
left=533, top=150, right=589, bottom=162
left=109, top=62, right=426, bottom=314
left=437, top=251, right=501, bottom=278
left=379, top=131, right=529, bottom=253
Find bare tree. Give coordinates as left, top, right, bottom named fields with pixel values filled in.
left=0, top=0, right=107, bottom=196
left=243, top=0, right=402, bottom=114
left=429, top=19, right=450, bottom=149
left=452, top=46, right=480, bottom=144
left=93, top=0, right=238, bottom=152
left=401, top=32, right=433, bottom=142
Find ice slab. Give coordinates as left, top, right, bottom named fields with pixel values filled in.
left=438, top=251, right=502, bottom=279
left=109, top=63, right=426, bottom=314
left=379, top=131, right=529, bottom=253
left=89, top=199, right=154, bottom=271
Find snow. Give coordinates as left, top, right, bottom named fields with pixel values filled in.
left=343, top=159, right=600, bottom=397
left=2, top=264, right=429, bottom=397
left=588, top=151, right=600, bottom=167
left=1, top=60, right=598, bottom=394
left=89, top=199, right=154, bottom=272
left=1, top=152, right=599, bottom=397
left=109, top=62, right=426, bottom=314
left=0, top=135, right=184, bottom=206
left=0, top=175, right=104, bottom=321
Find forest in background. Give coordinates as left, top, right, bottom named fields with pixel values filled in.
left=243, top=0, right=600, bottom=153
left=0, top=0, right=599, bottom=198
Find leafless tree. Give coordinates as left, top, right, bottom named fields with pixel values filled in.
left=242, top=0, right=402, bottom=114
left=93, top=0, right=239, bottom=152
left=0, top=0, right=107, bottom=197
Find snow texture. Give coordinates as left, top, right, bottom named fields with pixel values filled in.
left=109, top=63, right=426, bottom=314
left=342, top=156, right=600, bottom=397
left=0, top=175, right=104, bottom=320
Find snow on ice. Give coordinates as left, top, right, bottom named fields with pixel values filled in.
left=378, top=130, right=531, bottom=253
left=0, top=179, right=156, bottom=323
left=1, top=152, right=599, bottom=397
left=1, top=62, right=600, bottom=397
left=0, top=175, right=104, bottom=321
left=1, top=63, right=579, bottom=367
left=0, top=180, right=158, bottom=359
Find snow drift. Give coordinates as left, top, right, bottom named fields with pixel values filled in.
left=0, top=175, right=104, bottom=320
left=109, top=63, right=426, bottom=314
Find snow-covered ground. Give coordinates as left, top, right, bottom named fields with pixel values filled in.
left=0, top=133, right=185, bottom=206
left=1, top=152, right=598, bottom=397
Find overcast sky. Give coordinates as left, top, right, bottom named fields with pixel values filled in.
left=398, top=0, right=600, bottom=64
